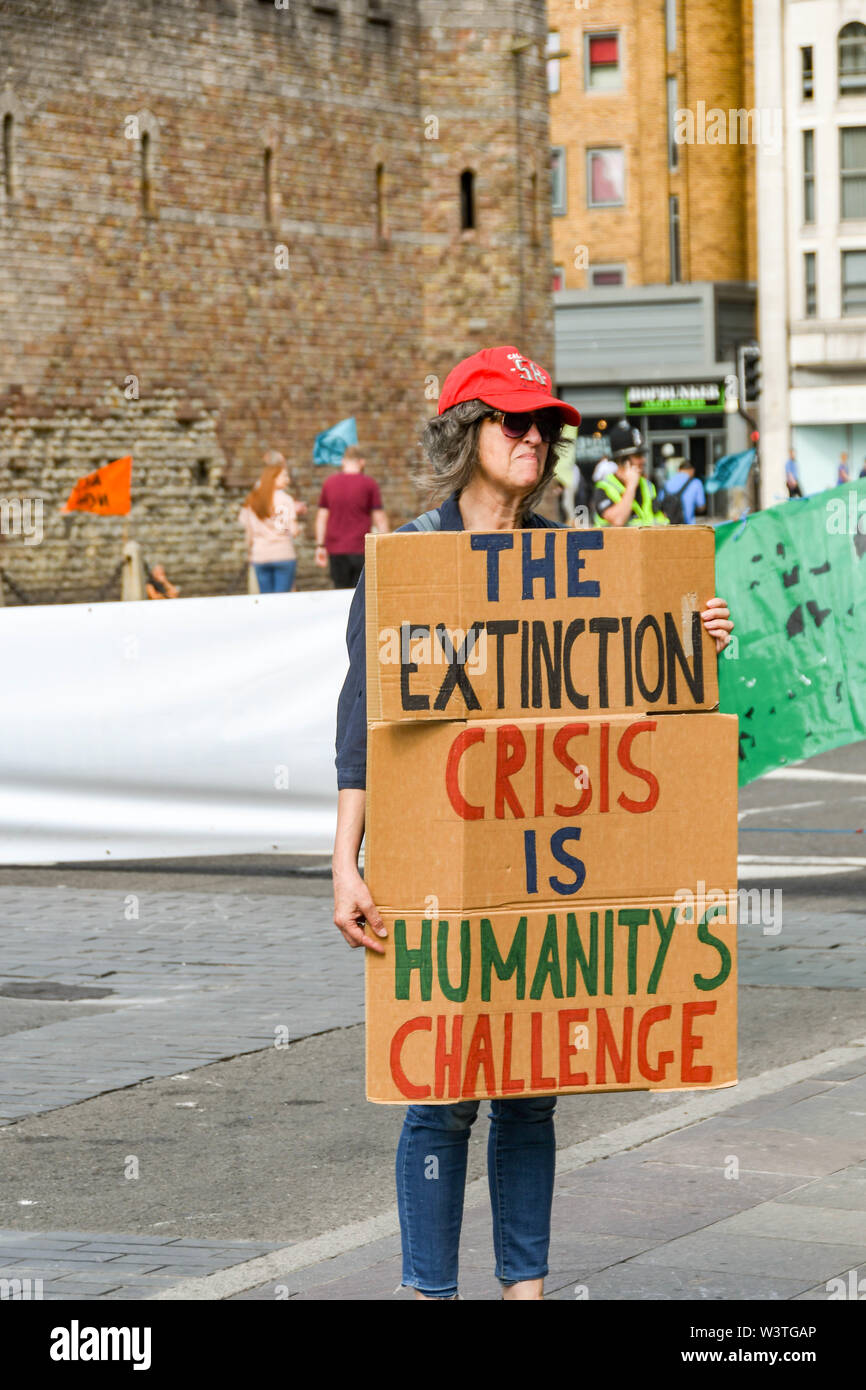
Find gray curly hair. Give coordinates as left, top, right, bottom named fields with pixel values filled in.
left=413, top=400, right=568, bottom=518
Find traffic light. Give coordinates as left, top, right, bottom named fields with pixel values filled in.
left=738, top=343, right=762, bottom=404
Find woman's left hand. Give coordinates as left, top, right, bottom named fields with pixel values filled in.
left=702, top=596, right=734, bottom=654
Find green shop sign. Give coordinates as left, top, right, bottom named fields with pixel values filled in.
left=625, top=383, right=724, bottom=414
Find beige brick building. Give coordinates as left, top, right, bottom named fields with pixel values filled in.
left=546, top=1, right=760, bottom=495
left=548, top=0, right=757, bottom=291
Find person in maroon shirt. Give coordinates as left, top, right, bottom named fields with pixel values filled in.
left=315, top=446, right=389, bottom=588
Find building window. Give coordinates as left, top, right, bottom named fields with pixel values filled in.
left=2, top=112, right=13, bottom=199
left=546, top=32, right=561, bottom=95
left=667, top=76, right=679, bottom=171
left=804, top=251, right=817, bottom=317
left=801, top=46, right=814, bottom=100
left=665, top=0, right=677, bottom=52
left=140, top=130, right=155, bottom=218
left=839, top=22, right=866, bottom=96
left=264, top=146, right=275, bottom=225
left=366, top=0, right=391, bottom=25
left=552, top=266, right=566, bottom=293
left=669, top=194, right=681, bottom=283
left=529, top=169, right=540, bottom=245
left=841, top=249, right=866, bottom=315
left=586, top=33, right=620, bottom=91
left=590, top=265, right=625, bottom=287
left=803, top=130, right=815, bottom=223
left=587, top=148, right=624, bottom=206
left=840, top=127, right=866, bottom=220
left=460, top=169, right=476, bottom=231
left=375, top=162, right=388, bottom=243
left=550, top=146, right=567, bottom=215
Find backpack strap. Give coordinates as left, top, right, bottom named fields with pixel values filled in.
left=411, top=508, right=442, bottom=532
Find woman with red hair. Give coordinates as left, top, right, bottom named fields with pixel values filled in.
left=239, top=454, right=304, bottom=593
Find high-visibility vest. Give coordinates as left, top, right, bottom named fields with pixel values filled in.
left=595, top=472, right=669, bottom=527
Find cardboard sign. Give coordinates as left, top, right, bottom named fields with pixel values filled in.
left=365, top=528, right=718, bottom=722
left=364, top=526, right=737, bottom=1104
left=366, top=897, right=737, bottom=1103
left=366, top=713, right=738, bottom=913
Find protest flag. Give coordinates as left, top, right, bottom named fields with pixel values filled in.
left=61, top=456, right=132, bottom=515
left=313, top=417, right=358, bottom=467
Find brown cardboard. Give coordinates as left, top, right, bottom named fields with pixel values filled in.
left=365, top=527, right=719, bottom=722
left=366, top=713, right=738, bottom=914
left=363, top=523, right=737, bottom=1104
left=365, top=896, right=738, bottom=1103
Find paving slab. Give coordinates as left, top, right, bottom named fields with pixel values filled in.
left=629, top=1122, right=866, bottom=1176
left=705, top=1202, right=866, bottom=1245
left=544, top=1266, right=811, bottom=1301
left=775, top=1175, right=866, bottom=1211
left=629, top=1232, right=866, bottom=1282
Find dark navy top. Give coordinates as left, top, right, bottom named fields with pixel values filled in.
left=335, top=489, right=563, bottom=790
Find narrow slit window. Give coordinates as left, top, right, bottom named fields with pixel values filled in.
left=264, top=146, right=275, bottom=224
left=803, top=130, right=815, bottom=223
left=141, top=129, right=154, bottom=218
left=460, top=169, right=476, bottom=231
left=529, top=169, right=539, bottom=244
left=804, top=251, right=817, bottom=317
left=3, top=113, right=14, bottom=199
left=375, top=163, right=387, bottom=241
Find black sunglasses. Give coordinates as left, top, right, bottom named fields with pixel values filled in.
left=485, top=409, right=562, bottom=443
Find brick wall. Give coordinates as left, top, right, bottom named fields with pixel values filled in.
left=0, top=0, right=554, bottom=603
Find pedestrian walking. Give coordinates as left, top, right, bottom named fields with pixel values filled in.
left=315, top=445, right=389, bottom=589
left=238, top=454, right=301, bottom=594
left=837, top=452, right=850, bottom=487
left=592, top=421, right=667, bottom=527
left=785, top=448, right=802, bottom=498
left=331, top=344, right=735, bottom=1301
left=658, top=458, right=707, bottom=525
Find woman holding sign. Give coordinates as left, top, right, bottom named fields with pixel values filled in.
left=332, top=346, right=734, bottom=1301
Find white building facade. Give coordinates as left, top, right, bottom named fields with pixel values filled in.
left=755, top=0, right=866, bottom=504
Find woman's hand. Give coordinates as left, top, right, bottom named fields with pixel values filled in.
left=333, top=862, right=387, bottom=954
left=702, top=596, right=734, bottom=654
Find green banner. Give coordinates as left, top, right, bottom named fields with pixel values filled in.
left=716, top=481, right=866, bottom=785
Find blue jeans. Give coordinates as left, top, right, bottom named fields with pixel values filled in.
left=396, top=1097, right=557, bottom=1299
left=254, top=561, right=296, bottom=593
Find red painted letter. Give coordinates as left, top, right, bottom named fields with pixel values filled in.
left=390, top=1016, right=432, bottom=1099
left=445, top=727, right=486, bottom=820
left=617, top=719, right=659, bottom=813
left=681, top=1001, right=716, bottom=1083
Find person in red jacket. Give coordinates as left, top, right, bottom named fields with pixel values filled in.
left=315, top=446, right=389, bottom=589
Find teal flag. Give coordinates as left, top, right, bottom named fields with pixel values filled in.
left=313, top=416, right=358, bottom=466
left=716, top=481, right=866, bottom=784
left=705, top=448, right=756, bottom=494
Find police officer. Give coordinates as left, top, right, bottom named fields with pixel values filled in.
left=592, top=421, right=668, bottom=527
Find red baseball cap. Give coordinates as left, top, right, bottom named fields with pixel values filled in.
left=437, top=345, right=581, bottom=426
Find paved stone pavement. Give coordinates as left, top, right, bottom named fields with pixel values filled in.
left=0, top=884, right=863, bottom=1126
left=0, top=1232, right=285, bottom=1301
left=0, top=856, right=864, bottom=1300
left=226, top=1055, right=866, bottom=1301
left=0, top=886, right=362, bottom=1122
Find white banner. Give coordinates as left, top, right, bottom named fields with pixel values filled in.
left=0, top=590, right=352, bottom=864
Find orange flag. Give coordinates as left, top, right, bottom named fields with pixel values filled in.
left=62, top=456, right=132, bottom=515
